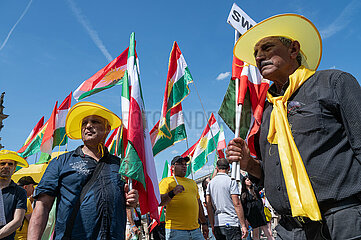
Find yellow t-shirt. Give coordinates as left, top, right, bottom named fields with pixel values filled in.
left=15, top=198, right=33, bottom=240
left=159, top=176, right=200, bottom=230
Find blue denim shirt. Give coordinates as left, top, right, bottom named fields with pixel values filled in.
left=0, top=181, right=27, bottom=240
left=35, top=146, right=126, bottom=240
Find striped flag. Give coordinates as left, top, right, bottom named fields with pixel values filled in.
left=17, top=116, right=45, bottom=158
left=105, top=126, right=122, bottom=156
left=39, top=93, right=72, bottom=163
left=218, top=64, right=269, bottom=156
left=150, top=42, right=192, bottom=156
left=73, top=48, right=128, bottom=100
left=39, top=102, right=58, bottom=162
left=181, top=113, right=224, bottom=173
left=120, top=33, right=160, bottom=220
left=161, top=160, right=171, bottom=179
left=22, top=116, right=44, bottom=148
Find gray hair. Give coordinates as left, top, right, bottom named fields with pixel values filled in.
left=278, top=37, right=302, bottom=66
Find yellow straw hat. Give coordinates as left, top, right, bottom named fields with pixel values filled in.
left=0, top=150, right=29, bottom=168
left=65, top=101, right=121, bottom=140
left=234, top=14, right=322, bottom=70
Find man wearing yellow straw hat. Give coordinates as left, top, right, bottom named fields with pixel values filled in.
left=28, top=102, right=138, bottom=240
left=0, top=150, right=28, bottom=240
left=226, top=14, right=361, bottom=239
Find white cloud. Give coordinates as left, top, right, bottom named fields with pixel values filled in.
left=66, top=0, right=113, bottom=62
left=0, top=0, right=33, bottom=51
left=320, top=0, right=361, bottom=39
left=216, top=72, right=231, bottom=81
left=171, top=150, right=179, bottom=154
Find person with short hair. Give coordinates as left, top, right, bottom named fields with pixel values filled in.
left=15, top=176, right=38, bottom=240
left=227, top=14, right=361, bottom=239
left=206, top=158, right=248, bottom=240
left=159, top=156, right=208, bottom=240
left=0, top=150, right=28, bottom=240
left=28, top=102, right=138, bottom=240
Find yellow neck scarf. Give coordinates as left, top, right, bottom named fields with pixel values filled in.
left=266, top=66, right=321, bottom=221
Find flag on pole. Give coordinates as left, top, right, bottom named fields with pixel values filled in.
left=38, top=93, right=72, bottom=163
left=120, top=32, right=160, bottom=220
left=105, top=126, right=123, bottom=156
left=150, top=42, right=192, bottom=156
left=39, top=102, right=58, bottom=162
left=22, top=116, right=44, bottom=148
left=73, top=48, right=129, bottom=100
left=217, top=125, right=226, bottom=158
left=161, top=160, right=171, bottom=179
left=53, top=92, right=72, bottom=148
left=218, top=64, right=269, bottom=156
left=17, top=116, right=45, bottom=159
left=181, top=113, right=224, bottom=173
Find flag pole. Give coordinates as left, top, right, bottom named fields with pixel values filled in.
left=231, top=30, right=242, bottom=181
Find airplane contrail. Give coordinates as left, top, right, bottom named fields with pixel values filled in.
left=66, top=0, right=113, bottom=62
left=0, top=0, right=33, bottom=51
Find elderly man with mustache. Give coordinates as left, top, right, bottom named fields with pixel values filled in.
left=226, top=14, right=361, bottom=240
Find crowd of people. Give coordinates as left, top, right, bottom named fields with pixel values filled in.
left=1, top=11, right=361, bottom=240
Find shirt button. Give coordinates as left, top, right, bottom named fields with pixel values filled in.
left=277, top=186, right=281, bottom=191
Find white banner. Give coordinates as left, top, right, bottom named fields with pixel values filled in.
left=227, top=3, right=256, bottom=35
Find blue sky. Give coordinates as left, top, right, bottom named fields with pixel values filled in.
left=1, top=0, right=361, bottom=181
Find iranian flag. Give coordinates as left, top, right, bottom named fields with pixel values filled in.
left=73, top=48, right=129, bottom=100
left=181, top=113, right=224, bottom=173
left=120, top=33, right=160, bottom=220
left=105, top=126, right=123, bottom=156
left=17, top=116, right=45, bottom=157
left=150, top=42, right=192, bottom=156
left=217, top=125, right=226, bottom=158
left=39, top=93, right=72, bottom=163
left=219, top=64, right=269, bottom=156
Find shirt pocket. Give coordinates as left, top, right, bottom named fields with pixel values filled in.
left=288, top=101, right=324, bottom=134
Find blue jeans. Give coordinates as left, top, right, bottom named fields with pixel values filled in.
left=214, top=226, right=242, bottom=240
left=165, top=228, right=204, bottom=240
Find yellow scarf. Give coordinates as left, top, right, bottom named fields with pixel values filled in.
left=266, top=66, right=321, bottom=221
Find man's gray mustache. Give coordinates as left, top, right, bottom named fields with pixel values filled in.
left=260, top=60, right=273, bottom=68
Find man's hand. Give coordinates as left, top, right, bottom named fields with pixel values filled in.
left=201, top=223, right=209, bottom=239
left=173, top=185, right=185, bottom=195
left=226, top=137, right=252, bottom=170
left=124, top=184, right=139, bottom=208
left=241, top=225, right=248, bottom=239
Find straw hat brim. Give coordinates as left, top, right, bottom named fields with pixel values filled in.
left=65, top=101, right=121, bottom=140
left=234, top=14, right=322, bottom=70
left=0, top=150, right=29, bottom=168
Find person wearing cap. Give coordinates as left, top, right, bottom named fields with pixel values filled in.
left=15, top=176, right=37, bottom=240
left=226, top=14, right=361, bottom=239
left=28, top=102, right=138, bottom=240
left=159, top=156, right=208, bottom=240
left=206, top=158, right=249, bottom=240
left=0, top=150, right=28, bottom=240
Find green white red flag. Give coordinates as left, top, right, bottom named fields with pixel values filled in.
left=150, top=42, right=192, bottom=156
left=181, top=113, right=225, bottom=173
left=17, top=116, right=45, bottom=157
left=119, top=33, right=160, bottom=220
left=105, top=126, right=123, bottom=156
left=218, top=64, right=269, bottom=156
left=39, top=93, right=72, bottom=163
left=73, top=48, right=128, bottom=100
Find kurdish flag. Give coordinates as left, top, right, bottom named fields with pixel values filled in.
left=181, top=113, right=224, bottom=173
left=120, top=33, right=160, bottom=220
left=161, top=160, right=171, bottom=179
left=218, top=64, right=269, bottom=156
left=39, top=102, right=58, bottom=162
left=150, top=42, right=192, bottom=156
left=17, top=117, right=45, bottom=158
left=73, top=48, right=129, bottom=100
left=105, top=126, right=123, bottom=156
left=39, top=93, right=72, bottom=163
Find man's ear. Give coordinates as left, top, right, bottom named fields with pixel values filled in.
left=289, top=40, right=300, bottom=59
